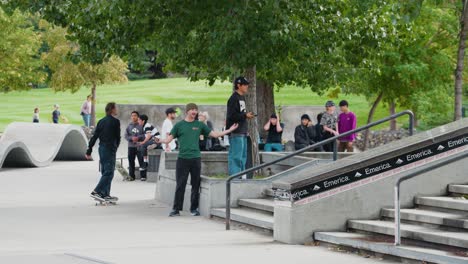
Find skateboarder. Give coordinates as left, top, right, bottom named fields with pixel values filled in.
left=157, top=103, right=239, bottom=217
left=85, top=102, right=121, bottom=202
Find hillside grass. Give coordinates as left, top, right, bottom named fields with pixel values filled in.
left=0, top=78, right=406, bottom=132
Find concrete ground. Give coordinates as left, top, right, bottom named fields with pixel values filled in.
left=0, top=160, right=397, bottom=264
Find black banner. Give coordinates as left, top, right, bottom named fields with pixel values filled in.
left=288, top=134, right=468, bottom=201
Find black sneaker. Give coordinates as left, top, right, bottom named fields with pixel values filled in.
left=141, top=177, right=147, bottom=181
left=104, top=195, right=119, bottom=202
left=169, top=210, right=180, bottom=217
left=90, top=191, right=105, bottom=201
left=190, top=209, right=200, bottom=216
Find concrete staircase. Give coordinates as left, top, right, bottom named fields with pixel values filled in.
left=211, top=191, right=275, bottom=231
left=315, top=183, right=468, bottom=264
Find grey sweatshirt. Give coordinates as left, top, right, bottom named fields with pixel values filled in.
left=125, top=122, right=144, bottom=148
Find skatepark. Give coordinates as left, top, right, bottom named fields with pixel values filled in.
left=1, top=118, right=468, bottom=263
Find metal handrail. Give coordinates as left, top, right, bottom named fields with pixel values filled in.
left=394, top=151, right=468, bottom=246
left=226, top=110, right=415, bottom=230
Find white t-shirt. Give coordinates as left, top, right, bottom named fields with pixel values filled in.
left=161, top=118, right=176, bottom=151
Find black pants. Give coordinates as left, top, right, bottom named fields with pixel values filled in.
left=322, top=132, right=335, bottom=152
left=95, top=145, right=116, bottom=196
left=173, top=157, right=201, bottom=211
left=128, top=147, right=144, bottom=178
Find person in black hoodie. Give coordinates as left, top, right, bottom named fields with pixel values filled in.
left=86, top=102, right=121, bottom=202
left=295, top=114, right=313, bottom=150
left=226, top=76, right=255, bottom=176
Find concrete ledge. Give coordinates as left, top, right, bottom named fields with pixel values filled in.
left=211, top=208, right=274, bottom=230
left=315, top=232, right=468, bottom=264
left=0, top=122, right=88, bottom=168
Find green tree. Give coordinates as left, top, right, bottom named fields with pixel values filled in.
left=0, top=8, right=45, bottom=92
left=40, top=21, right=128, bottom=126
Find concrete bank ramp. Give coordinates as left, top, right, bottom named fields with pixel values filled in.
left=0, top=122, right=88, bottom=168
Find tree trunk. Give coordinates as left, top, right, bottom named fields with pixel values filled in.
left=389, top=101, right=397, bottom=130
left=363, top=92, right=383, bottom=150
left=244, top=66, right=261, bottom=169
left=455, top=0, right=468, bottom=120
left=90, top=83, right=97, bottom=127
left=256, top=80, right=275, bottom=141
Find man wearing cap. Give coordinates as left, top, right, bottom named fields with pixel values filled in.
left=263, top=113, right=284, bottom=152
left=320, top=100, right=339, bottom=152
left=160, top=107, right=177, bottom=152
left=226, top=76, right=255, bottom=175
left=294, top=114, right=317, bottom=150
left=157, top=103, right=239, bottom=217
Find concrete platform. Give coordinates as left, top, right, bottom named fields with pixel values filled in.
left=0, top=160, right=395, bottom=264
left=315, top=232, right=468, bottom=264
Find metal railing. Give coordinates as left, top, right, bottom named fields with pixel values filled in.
left=394, top=151, right=468, bottom=246
left=226, top=110, right=415, bottom=230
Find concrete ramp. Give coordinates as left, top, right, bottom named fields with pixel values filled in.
left=0, top=122, right=88, bottom=168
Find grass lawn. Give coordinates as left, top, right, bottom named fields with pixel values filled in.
left=0, top=78, right=405, bottom=132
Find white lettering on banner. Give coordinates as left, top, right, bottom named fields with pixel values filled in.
left=365, top=163, right=391, bottom=175
left=294, top=145, right=467, bottom=206
left=291, top=189, right=309, bottom=200
left=406, top=149, right=433, bottom=162
left=324, top=176, right=350, bottom=188
left=448, top=137, right=468, bottom=148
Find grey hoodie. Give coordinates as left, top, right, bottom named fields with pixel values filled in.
left=125, top=122, right=144, bottom=148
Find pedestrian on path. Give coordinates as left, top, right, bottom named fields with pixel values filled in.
left=86, top=102, right=121, bottom=202
left=125, top=111, right=145, bottom=181
left=33, top=108, right=40, bottom=123
left=157, top=103, right=238, bottom=217
left=80, top=95, right=92, bottom=127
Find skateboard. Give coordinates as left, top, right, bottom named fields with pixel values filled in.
left=92, top=196, right=118, bottom=206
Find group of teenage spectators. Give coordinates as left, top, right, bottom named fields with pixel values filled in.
left=294, top=100, right=357, bottom=152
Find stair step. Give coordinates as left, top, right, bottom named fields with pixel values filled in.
left=348, top=220, right=468, bottom=249
left=416, top=196, right=468, bottom=212
left=381, top=208, right=468, bottom=229
left=210, top=208, right=274, bottom=230
left=262, top=188, right=275, bottom=198
left=449, top=185, right=468, bottom=195
left=314, top=232, right=468, bottom=264
left=238, top=198, right=274, bottom=213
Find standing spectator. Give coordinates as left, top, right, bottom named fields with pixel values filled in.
left=263, top=114, right=284, bottom=152
left=320, top=101, right=339, bottom=152
left=33, top=108, right=40, bottom=123
left=80, top=95, right=92, bottom=127
left=226, top=76, right=255, bottom=175
left=294, top=114, right=317, bottom=150
left=198, top=111, right=214, bottom=151
left=52, top=104, right=62, bottom=124
left=137, top=114, right=160, bottom=181
left=220, top=120, right=230, bottom=150
left=161, top=107, right=177, bottom=152
left=157, top=103, right=238, bottom=217
left=86, top=102, right=121, bottom=202
left=315, top=112, right=324, bottom=144
left=125, top=111, right=145, bottom=181
left=338, top=100, right=357, bottom=152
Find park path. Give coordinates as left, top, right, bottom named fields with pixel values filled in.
left=0, top=160, right=395, bottom=264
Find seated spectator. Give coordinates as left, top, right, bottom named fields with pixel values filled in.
left=263, top=114, right=284, bottom=152
left=294, top=114, right=317, bottom=150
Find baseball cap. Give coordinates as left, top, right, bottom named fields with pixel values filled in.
left=325, top=100, right=335, bottom=107
left=301, top=114, right=311, bottom=121
left=234, top=76, right=250, bottom=86
left=185, top=103, right=198, bottom=112
left=165, top=107, right=176, bottom=115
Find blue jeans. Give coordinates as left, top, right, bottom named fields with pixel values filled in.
left=82, top=114, right=91, bottom=127
left=95, top=145, right=116, bottom=196
left=264, top=143, right=283, bottom=152
left=228, top=136, right=247, bottom=176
